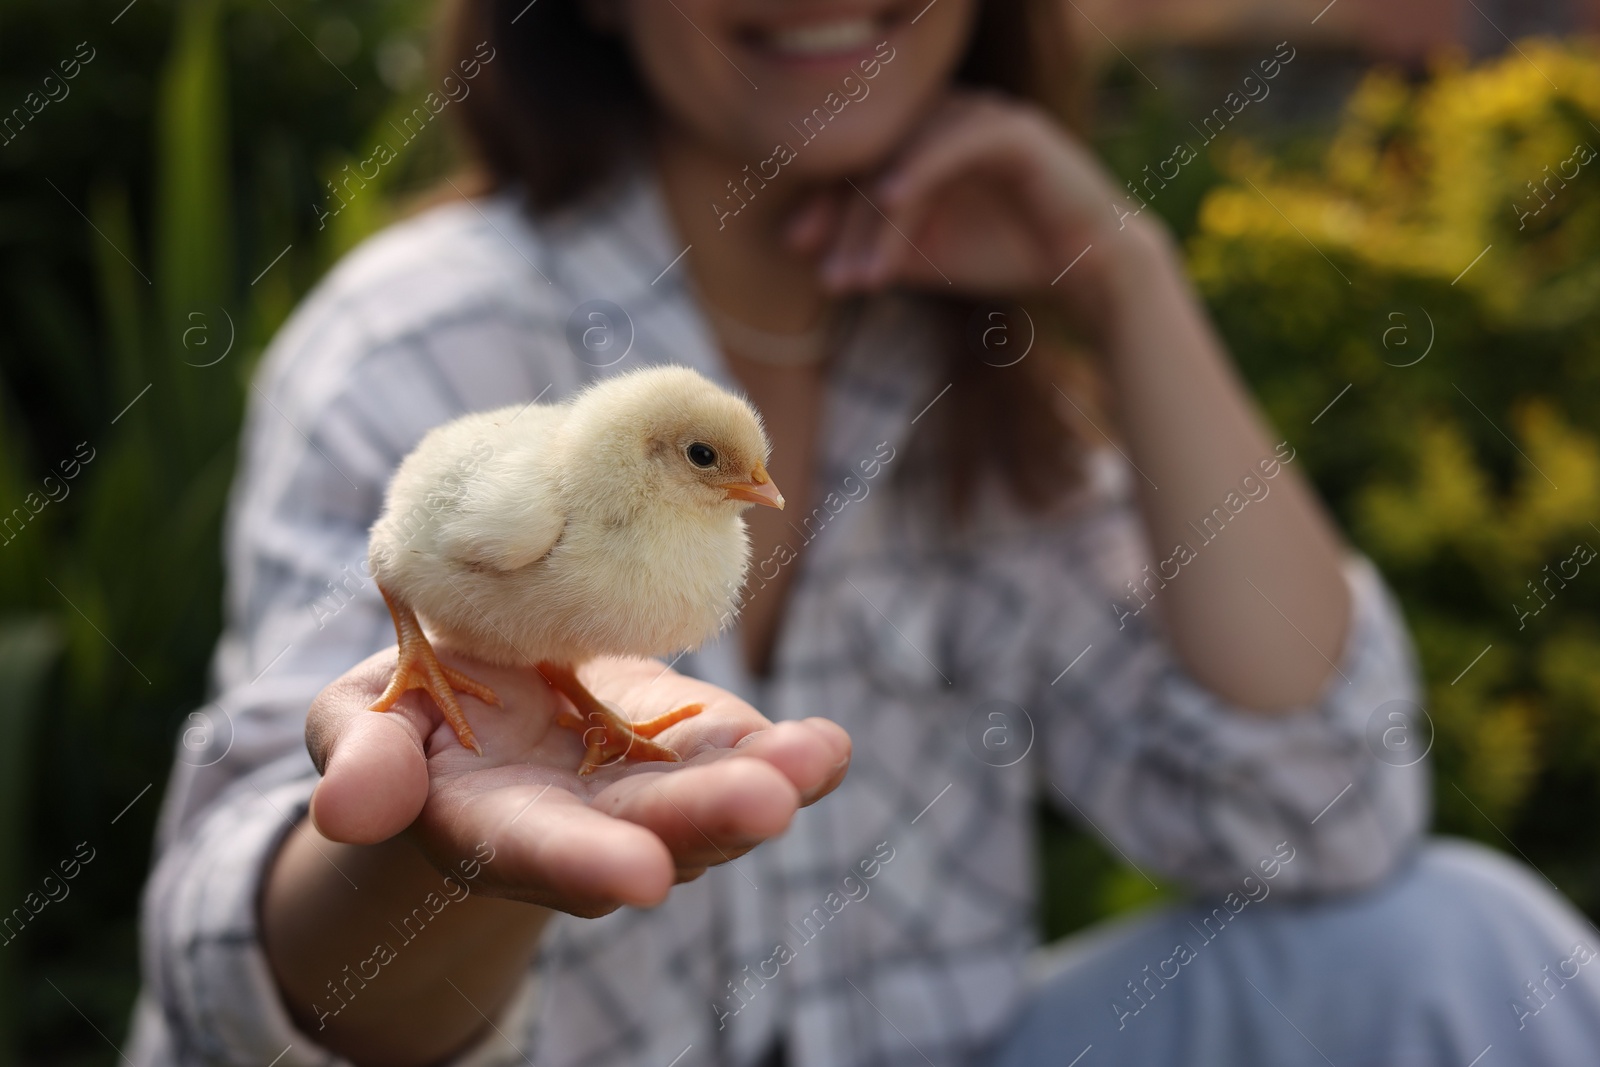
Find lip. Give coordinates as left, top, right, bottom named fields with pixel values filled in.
left=737, top=6, right=905, bottom=70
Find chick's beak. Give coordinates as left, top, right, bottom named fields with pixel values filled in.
left=720, top=462, right=785, bottom=510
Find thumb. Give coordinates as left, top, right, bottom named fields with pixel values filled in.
left=306, top=656, right=431, bottom=844
left=310, top=711, right=428, bottom=844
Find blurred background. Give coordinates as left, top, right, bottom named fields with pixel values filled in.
left=4, top=1, right=1600, bottom=1063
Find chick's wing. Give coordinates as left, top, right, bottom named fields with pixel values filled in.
left=430, top=405, right=568, bottom=573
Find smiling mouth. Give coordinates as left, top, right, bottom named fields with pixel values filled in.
left=743, top=10, right=900, bottom=62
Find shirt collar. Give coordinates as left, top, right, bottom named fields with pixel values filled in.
left=533, top=159, right=945, bottom=515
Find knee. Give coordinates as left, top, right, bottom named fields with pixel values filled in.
left=1315, top=837, right=1594, bottom=985
left=1397, top=837, right=1571, bottom=922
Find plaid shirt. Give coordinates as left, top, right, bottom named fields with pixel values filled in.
left=130, top=167, right=1428, bottom=1067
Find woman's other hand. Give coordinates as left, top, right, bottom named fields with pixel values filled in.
left=786, top=91, right=1145, bottom=312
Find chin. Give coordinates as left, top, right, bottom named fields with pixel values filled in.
left=778, top=107, right=924, bottom=178
left=628, top=0, right=976, bottom=183
left=695, top=84, right=938, bottom=200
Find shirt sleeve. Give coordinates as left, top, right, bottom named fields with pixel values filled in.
left=135, top=232, right=574, bottom=1064
left=137, top=756, right=540, bottom=1067
left=1033, top=457, right=1430, bottom=897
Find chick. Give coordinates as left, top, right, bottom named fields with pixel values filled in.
left=365, top=366, right=784, bottom=772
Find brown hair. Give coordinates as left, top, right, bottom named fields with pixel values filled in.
left=438, top=0, right=1092, bottom=516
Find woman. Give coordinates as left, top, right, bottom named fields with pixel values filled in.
left=130, top=2, right=1600, bottom=1065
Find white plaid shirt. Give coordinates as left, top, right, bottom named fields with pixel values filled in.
left=129, top=166, right=1428, bottom=1067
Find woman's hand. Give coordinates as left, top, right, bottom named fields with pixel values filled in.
left=782, top=89, right=1354, bottom=712
left=266, top=649, right=847, bottom=1065
left=307, top=647, right=850, bottom=914
left=786, top=92, right=1151, bottom=311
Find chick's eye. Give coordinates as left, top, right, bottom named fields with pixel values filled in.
left=686, top=442, right=717, bottom=468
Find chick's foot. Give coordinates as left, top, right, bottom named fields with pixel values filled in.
left=371, top=585, right=500, bottom=756
left=537, top=662, right=703, bottom=775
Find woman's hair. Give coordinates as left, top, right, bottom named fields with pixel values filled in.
left=439, top=0, right=1092, bottom=516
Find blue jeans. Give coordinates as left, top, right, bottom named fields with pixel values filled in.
left=990, top=839, right=1600, bottom=1067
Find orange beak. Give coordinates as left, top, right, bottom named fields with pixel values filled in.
left=720, top=462, right=785, bottom=510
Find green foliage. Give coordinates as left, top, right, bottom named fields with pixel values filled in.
left=1037, top=41, right=1600, bottom=939
left=1186, top=39, right=1600, bottom=913
left=0, top=619, right=64, bottom=1063
left=0, top=2, right=434, bottom=1062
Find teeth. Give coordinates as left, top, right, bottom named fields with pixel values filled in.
left=764, top=18, right=878, bottom=56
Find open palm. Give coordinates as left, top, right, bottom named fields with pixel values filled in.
left=306, top=648, right=850, bottom=915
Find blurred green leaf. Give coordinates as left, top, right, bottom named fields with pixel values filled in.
left=0, top=1, right=433, bottom=1061
left=0, top=617, right=63, bottom=1066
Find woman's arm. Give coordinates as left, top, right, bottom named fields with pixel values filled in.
left=1091, top=219, right=1350, bottom=711
left=795, top=94, right=1350, bottom=711
left=262, top=823, right=550, bottom=1065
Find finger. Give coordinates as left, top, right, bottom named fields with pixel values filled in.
left=784, top=188, right=844, bottom=255
left=861, top=205, right=910, bottom=289
left=593, top=757, right=800, bottom=869
left=822, top=191, right=887, bottom=292
left=438, top=784, right=676, bottom=912
left=734, top=718, right=851, bottom=805
left=878, top=107, right=1032, bottom=210
left=511, top=802, right=676, bottom=910
left=587, top=662, right=849, bottom=803
left=307, top=654, right=435, bottom=845
left=305, top=650, right=434, bottom=765
left=879, top=109, right=1096, bottom=247
left=582, top=657, right=770, bottom=754
left=310, top=712, right=430, bottom=845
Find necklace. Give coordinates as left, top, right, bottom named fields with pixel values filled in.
left=701, top=298, right=849, bottom=368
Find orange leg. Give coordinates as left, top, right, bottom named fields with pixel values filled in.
left=536, top=662, right=703, bottom=775
left=371, top=585, right=500, bottom=756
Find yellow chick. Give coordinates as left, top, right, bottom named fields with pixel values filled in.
left=365, top=365, right=784, bottom=772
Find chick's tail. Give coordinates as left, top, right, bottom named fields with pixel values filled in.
left=371, top=584, right=500, bottom=756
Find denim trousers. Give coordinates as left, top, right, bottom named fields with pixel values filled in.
left=989, top=839, right=1600, bottom=1067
